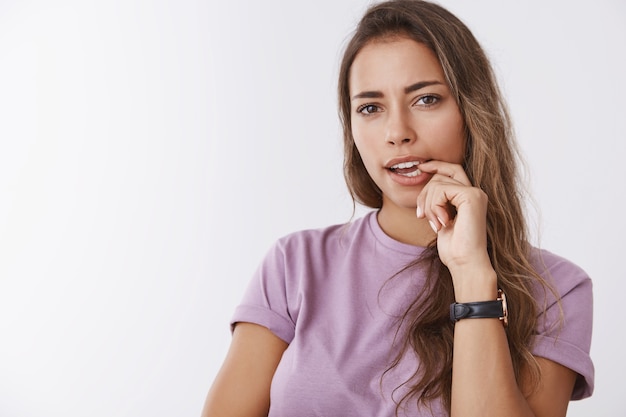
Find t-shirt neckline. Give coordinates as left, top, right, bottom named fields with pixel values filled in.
left=366, top=210, right=428, bottom=256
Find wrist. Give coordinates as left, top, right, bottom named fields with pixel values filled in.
left=449, top=265, right=497, bottom=303
left=450, top=289, right=509, bottom=327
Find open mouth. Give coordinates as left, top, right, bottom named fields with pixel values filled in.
left=388, top=160, right=421, bottom=177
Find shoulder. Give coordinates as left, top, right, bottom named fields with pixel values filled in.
left=252, top=213, right=376, bottom=280
left=529, top=247, right=592, bottom=299
left=273, top=212, right=373, bottom=254
left=527, top=248, right=595, bottom=399
left=528, top=247, right=593, bottom=344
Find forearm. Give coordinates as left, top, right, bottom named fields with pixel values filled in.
left=451, top=318, right=534, bottom=416
left=450, top=267, right=534, bottom=417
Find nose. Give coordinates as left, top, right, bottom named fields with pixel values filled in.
left=385, top=109, right=416, bottom=146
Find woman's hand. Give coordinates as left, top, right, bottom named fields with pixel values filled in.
left=415, top=160, right=496, bottom=300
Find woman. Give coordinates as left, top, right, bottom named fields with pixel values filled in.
left=201, top=1, right=594, bottom=416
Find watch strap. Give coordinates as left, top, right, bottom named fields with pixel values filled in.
left=450, top=290, right=508, bottom=326
left=450, top=300, right=503, bottom=321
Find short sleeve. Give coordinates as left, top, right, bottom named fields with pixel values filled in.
left=230, top=240, right=296, bottom=344
left=531, top=253, right=594, bottom=400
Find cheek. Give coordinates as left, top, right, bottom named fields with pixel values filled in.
left=444, top=130, right=465, bottom=162
left=452, top=120, right=467, bottom=162
left=351, top=132, right=378, bottom=175
left=352, top=118, right=384, bottom=149
left=353, top=140, right=372, bottom=170
left=351, top=124, right=371, bottom=155
left=432, top=113, right=466, bottom=163
left=351, top=122, right=365, bottom=146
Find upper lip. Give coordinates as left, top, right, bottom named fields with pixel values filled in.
left=384, top=155, right=429, bottom=169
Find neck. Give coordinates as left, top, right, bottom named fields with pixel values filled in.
left=377, top=204, right=436, bottom=247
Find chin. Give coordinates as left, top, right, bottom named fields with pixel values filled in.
left=382, top=195, right=419, bottom=211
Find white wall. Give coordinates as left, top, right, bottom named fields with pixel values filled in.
left=0, top=0, right=623, bottom=415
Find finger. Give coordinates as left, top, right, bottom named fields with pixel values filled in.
left=422, top=182, right=462, bottom=230
left=416, top=174, right=457, bottom=222
left=418, top=160, right=471, bottom=186
left=416, top=161, right=468, bottom=222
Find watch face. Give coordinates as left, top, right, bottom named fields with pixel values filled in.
left=498, top=289, right=508, bottom=327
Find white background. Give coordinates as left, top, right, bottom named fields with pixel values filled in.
left=0, top=0, right=624, bottom=416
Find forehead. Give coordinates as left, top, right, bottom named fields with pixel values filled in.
left=349, top=37, right=445, bottom=92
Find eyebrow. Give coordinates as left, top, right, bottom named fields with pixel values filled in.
left=351, top=80, right=443, bottom=100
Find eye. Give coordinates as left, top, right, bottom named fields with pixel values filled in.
left=416, top=95, right=439, bottom=107
left=357, top=104, right=381, bottom=115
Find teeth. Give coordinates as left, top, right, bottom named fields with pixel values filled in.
left=390, top=161, right=420, bottom=169
left=399, top=168, right=421, bottom=177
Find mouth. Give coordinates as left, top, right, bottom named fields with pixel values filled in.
left=387, top=160, right=422, bottom=177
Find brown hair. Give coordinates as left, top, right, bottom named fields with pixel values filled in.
left=338, top=0, right=551, bottom=413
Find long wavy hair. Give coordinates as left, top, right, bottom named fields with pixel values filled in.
left=338, top=0, right=552, bottom=414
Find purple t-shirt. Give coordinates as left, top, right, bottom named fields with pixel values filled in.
left=232, top=211, right=594, bottom=416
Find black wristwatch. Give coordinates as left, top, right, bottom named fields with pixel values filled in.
left=450, top=289, right=508, bottom=327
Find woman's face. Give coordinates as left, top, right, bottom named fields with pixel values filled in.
left=349, top=36, right=466, bottom=212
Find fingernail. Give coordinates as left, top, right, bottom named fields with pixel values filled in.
left=416, top=205, right=423, bottom=218
left=429, top=220, right=438, bottom=233
left=437, top=216, right=446, bottom=227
